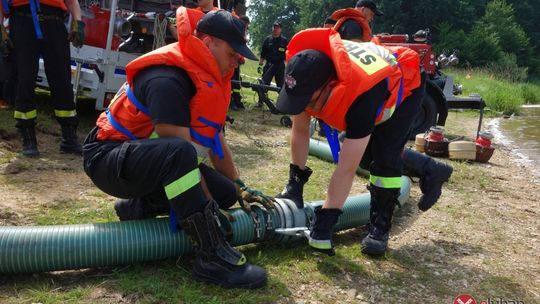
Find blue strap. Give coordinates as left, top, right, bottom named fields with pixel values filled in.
left=190, top=128, right=224, bottom=159
left=169, top=206, right=178, bottom=233
left=189, top=116, right=224, bottom=159
left=322, top=121, right=340, bottom=163
left=375, top=77, right=389, bottom=118
left=29, top=0, right=43, bottom=39
left=2, top=0, right=10, bottom=15
left=106, top=110, right=138, bottom=140
left=395, top=64, right=404, bottom=108
left=197, top=116, right=221, bottom=130
left=125, top=84, right=151, bottom=116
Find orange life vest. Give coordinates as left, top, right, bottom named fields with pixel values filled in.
left=96, top=7, right=232, bottom=158
left=286, top=28, right=395, bottom=131
left=9, top=0, right=67, bottom=10
left=331, top=8, right=372, bottom=42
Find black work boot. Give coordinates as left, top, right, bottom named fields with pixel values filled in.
left=402, top=149, right=453, bottom=211
left=180, top=200, right=267, bottom=289
left=276, top=164, right=313, bottom=208
left=60, top=125, right=82, bottom=155
left=308, top=206, right=343, bottom=256
left=114, top=198, right=169, bottom=221
left=361, top=185, right=400, bottom=257
left=19, top=125, right=40, bottom=157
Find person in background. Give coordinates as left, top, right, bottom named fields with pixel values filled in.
left=323, top=16, right=336, bottom=28
left=331, top=0, right=382, bottom=42
left=0, top=0, right=85, bottom=156
left=258, top=21, right=288, bottom=89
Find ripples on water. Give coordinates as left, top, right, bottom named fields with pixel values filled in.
left=489, top=107, right=540, bottom=181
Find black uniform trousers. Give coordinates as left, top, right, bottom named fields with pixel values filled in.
left=359, top=75, right=426, bottom=180
left=261, top=61, right=285, bottom=88
left=83, top=127, right=237, bottom=221
left=10, top=6, right=76, bottom=127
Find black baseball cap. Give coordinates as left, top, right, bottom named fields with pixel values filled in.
left=273, top=21, right=282, bottom=27
left=356, top=0, right=383, bottom=16
left=197, top=10, right=258, bottom=60
left=276, top=50, right=336, bottom=115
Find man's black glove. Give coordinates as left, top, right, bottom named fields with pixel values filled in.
left=68, top=20, right=85, bottom=48
left=276, top=164, right=312, bottom=209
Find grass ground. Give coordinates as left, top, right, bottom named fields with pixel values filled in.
left=0, top=68, right=538, bottom=303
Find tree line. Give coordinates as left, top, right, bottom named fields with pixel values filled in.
left=247, top=0, right=539, bottom=79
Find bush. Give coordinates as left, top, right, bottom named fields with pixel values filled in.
left=486, top=53, right=528, bottom=82
left=521, top=83, right=540, bottom=104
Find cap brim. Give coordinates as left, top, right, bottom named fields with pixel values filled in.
left=276, top=86, right=311, bottom=115
left=230, top=42, right=258, bottom=61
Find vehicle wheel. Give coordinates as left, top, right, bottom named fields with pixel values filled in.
left=409, top=93, right=438, bottom=139
left=280, top=116, right=292, bottom=128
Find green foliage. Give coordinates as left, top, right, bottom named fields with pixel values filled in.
left=477, top=0, right=534, bottom=68
left=296, top=0, right=356, bottom=29
left=461, top=25, right=503, bottom=67
left=486, top=53, right=528, bottom=82
left=247, top=0, right=300, bottom=52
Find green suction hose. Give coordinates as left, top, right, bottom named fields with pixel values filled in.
left=0, top=140, right=410, bottom=274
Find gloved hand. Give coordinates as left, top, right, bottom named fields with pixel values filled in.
left=0, top=24, right=13, bottom=55
left=257, top=64, right=263, bottom=75
left=68, top=20, right=85, bottom=48
left=234, top=178, right=275, bottom=212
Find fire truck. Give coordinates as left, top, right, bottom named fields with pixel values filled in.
left=36, top=0, right=243, bottom=109
left=375, top=30, right=485, bottom=136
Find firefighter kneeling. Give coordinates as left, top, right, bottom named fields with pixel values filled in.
left=83, top=9, right=268, bottom=288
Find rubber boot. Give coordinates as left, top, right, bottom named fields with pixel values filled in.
left=402, top=149, right=453, bottom=211
left=18, top=124, right=40, bottom=157
left=361, top=185, right=400, bottom=257
left=308, top=206, right=343, bottom=256
left=114, top=198, right=168, bottom=221
left=60, top=124, right=82, bottom=155
left=180, top=200, right=267, bottom=289
left=276, top=164, right=312, bottom=208
left=230, top=94, right=245, bottom=111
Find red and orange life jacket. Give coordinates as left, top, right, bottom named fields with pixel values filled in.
left=9, top=0, right=67, bottom=10
left=96, top=7, right=232, bottom=158
left=331, top=8, right=372, bottom=42
left=286, top=29, right=421, bottom=132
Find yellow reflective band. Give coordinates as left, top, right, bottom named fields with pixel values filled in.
left=149, top=131, right=159, bottom=139
left=54, top=109, right=77, bottom=118
left=308, top=237, right=332, bottom=250
left=232, top=89, right=241, bottom=93
left=197, top=156, right=204, bottom=164
left=370, top=175, right=402, bottom=189
left=164, top=168, right=201, bottom=200
left=14, top=110, right=37, bottom=120
left=343, top=40, right=390, bottom=75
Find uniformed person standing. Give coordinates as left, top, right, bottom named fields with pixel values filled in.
left=0, top=0, right=85, bottom=156
left=258, top=21, right=288, bottom=88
